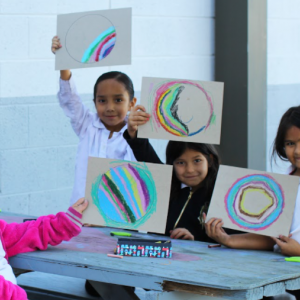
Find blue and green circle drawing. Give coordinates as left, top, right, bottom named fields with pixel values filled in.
left=91, top=162, right=157, bottom=229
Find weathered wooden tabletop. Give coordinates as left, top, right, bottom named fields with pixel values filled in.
left=3, top=212, right=300, bottom=300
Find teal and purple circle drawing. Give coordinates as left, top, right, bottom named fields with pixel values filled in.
left=225, top=174, right=285, bottom=231
left=65, top=14, right=116, bottom=64
left=91, top=162, right=157, bottom=228
left=150, top=80, right=215, bottom=137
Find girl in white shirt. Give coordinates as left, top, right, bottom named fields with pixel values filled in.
left=205, top=105, right=300, bottom=299
left=52, top=36, right=137, bottom=205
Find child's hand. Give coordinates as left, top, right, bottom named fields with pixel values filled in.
left=127, top=105, right=150, bottom=138
left=272, top=234, right=300, bottom=256
left=72, top=198, right=88, bottom=214
left=51, top=36, right=62, bottom=54
left=203, top=213, right=230, bottom=246
left=170, top=228, right=194, bottom=240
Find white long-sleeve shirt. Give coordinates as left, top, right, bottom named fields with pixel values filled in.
left=58, top=77, right=136, bottom=205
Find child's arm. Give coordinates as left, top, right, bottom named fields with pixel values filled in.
left=51, top=36, right=71, bottom=80
left=0, top=275, right=28, bottom=300
left=52, top=36, right=92, bottom=138
left=170, top=228, right=194, bottom=240
left=272, top=235, right=300, bottom=256
left=127, top=105, right=150, bottom=138
left=2, top=198, right=88, bottom=258
left=124, top=105, right=163, bottom=163
left=204, top=215, right=275, bottom=250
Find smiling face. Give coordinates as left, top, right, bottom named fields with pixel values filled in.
left=284, top=125, right=300, bottom=175
left=95, top=79, right=136, bottom=131
left=173, top=148, right=209, bottom=191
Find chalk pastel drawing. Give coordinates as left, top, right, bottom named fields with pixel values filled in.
left=91, top=161, right=157, bottom=229
left=150, top=80, right=215, bottom=137
left=81, top=26, right=116, bottom=63
left=65, top=14, right=117, bottom=64
left=225, top=174, right=285, bottom=231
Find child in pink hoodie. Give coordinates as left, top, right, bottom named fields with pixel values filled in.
left=0, top=197, right=88, bottom=300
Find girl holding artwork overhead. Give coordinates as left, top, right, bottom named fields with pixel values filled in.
left=205, top=106, right=300, bottom=299
left=51, top=36, right=137, bottom=205
left=124, top=105, right=240, bottom=241
left=52, top=35, right=138, bottom=297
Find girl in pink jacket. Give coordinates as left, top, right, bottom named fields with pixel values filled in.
left=0, top=198, right=88, bottom=300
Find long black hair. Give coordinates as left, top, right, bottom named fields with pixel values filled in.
left=93, top=71, right=135, bottom=102
left=166, top=141, right=220, bottom=202
left=271, top=105, right=300, bottom=163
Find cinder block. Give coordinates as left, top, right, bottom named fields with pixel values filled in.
left=111, top=0, right=214, bottom=17
left=55, top=146, right=77, bottom=189
left=0, top=194, right=29, bottom=214
left=268, top=0, right=300, bottom=19
left=57, top=0, right=109, bottom=14
left=268, top=57, right=300, bottom=85
left=133, top=17, right=214, bottom=57
left=0, top=106, right=28, bottom=150
left=117, top=56, right=214, bottom=92
left=28, top=103, right=78, bottom=147
left=29, top=16, right=57, bottom=59
left=28, top=188, right=72, bottom=216
left=268, top=19, right=300, bottom=57
left=0, top=61, right=57, bottom=97
left=0, top=0, right=58, bottom=14
left=0, top=16, right=29, bottom=60
left=1, top=148, right=57, bottom=194
left=70, top=68, right=110, bottom=95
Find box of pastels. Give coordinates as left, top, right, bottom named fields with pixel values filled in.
left=116, top=238, right=172, bottom=258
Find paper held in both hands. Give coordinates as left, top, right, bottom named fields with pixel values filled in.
left=206, top=165, right=299, bottom=237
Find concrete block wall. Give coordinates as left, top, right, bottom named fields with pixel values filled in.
left=267, top=0, right=300, bottom=173
left=0, top=0, right=215, bottom=215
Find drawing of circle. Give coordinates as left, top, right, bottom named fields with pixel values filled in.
left=91, top=163, right=157, bottom=228
left=225, top=174, right=284, bottom=230
left=239, top=186, right=275, bottom=220
left=153, top=81, right=214, bottom=137
left=65, top=14, right=116, bottom=64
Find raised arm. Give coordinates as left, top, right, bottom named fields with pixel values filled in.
left=52, top=36, right=93, bottom=137
left=123, top=130, right=163, bottom=164
left=124, top=105, right=163, bottom=163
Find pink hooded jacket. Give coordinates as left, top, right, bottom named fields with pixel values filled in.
left=0, top=207, right=82, bottom=300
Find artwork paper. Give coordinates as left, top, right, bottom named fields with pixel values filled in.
left=206, top=165, right=299, bottom=237
left=138, top=77, right=224, bottom=144
left=82, top=157, right=173, bottom=233
left=55, top=8, right=131, bottom=70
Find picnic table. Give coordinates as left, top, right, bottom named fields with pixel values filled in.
left=3, top=212, right=300, bottom=300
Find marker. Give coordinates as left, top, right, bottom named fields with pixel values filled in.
left=110, top=231, right=141, bottom=238
left=208, top=244, right=221, bottom=248
left=110, top=231, right=132, bottom=237
left=107, top=254, right=123, bottom=259
left=285, top=257, right=300, bottom=263
left=23, top=218, right=37, bottom=222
